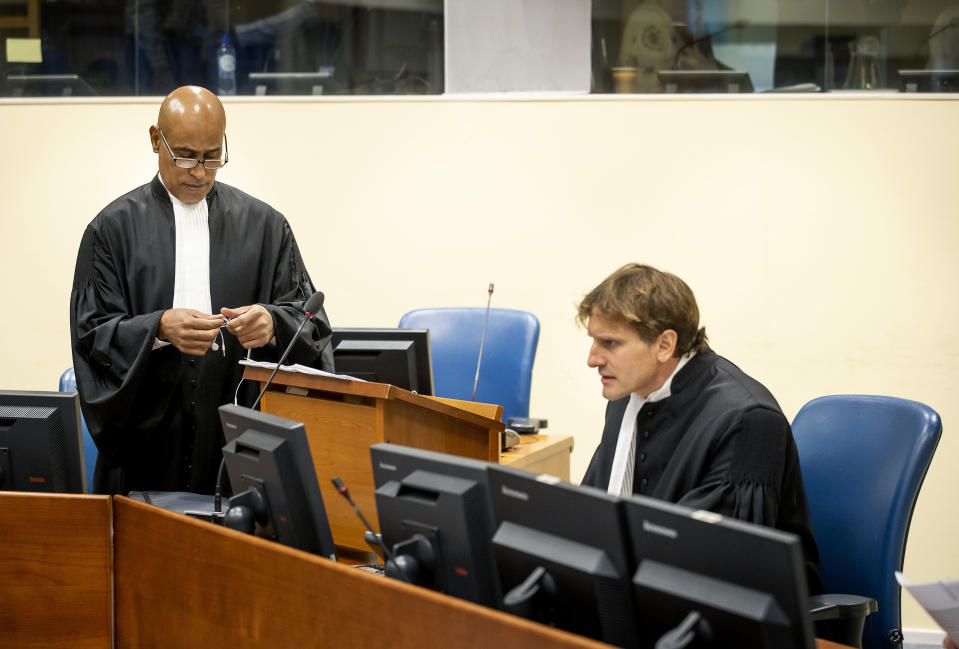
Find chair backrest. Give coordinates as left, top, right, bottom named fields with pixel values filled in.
left=792, top=395, right=942, bottom=649
left=59, top=367, right=97, bottom=494
left=398, top=308, right=540, bottom=423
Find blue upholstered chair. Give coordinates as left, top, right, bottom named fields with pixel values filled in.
left=398, top=308, right=540, bottom=424
left=792, top=395, right=942, bottom=649
left=59, top=368, right=97, bottom=493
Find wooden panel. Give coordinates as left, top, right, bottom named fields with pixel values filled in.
left=244, top=366, right=505, bottom=432
left=0, top=492, right=112, bottom=649
left=427, top=395, right=504, bottom=421
left=381, top=398, right=499, bottom=462
left=261, top=389, right=379, bottom=552
left=112, top=496, right=614, bottom=649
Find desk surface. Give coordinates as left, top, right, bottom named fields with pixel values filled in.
left=500, top=433, right=574, bottom=480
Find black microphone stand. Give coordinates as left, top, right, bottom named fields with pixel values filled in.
left=213, top=293, right=325, bottom=520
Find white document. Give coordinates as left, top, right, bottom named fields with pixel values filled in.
left=896, top=571, right=959, bottom=638
left=239, top=359, right=364, bottom=383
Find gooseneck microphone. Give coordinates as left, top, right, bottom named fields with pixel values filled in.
left=471, top=282, right=494, bottom=402
left=213, top=291, right=326, bottom=517
left=332, top=476, right=395, bottom=563
left=250, top=290, right=327, bottom=410
left=672, top=18, right=750, bottom=69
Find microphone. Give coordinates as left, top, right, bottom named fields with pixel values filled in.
left=250, top=290, right=326, bottom=410
left=331, top=476, right=395, bottom=563
left=471, top=282, right=494, bottom=402
left=213, top=291, right=326, bottom=517
left=672, top=19, right=749, bottom=69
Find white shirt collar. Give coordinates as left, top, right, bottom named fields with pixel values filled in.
left=642, top=349, right=695, bottom=404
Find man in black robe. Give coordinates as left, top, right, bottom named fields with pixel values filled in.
left=70, top=85, right=333, bottom=495
left=578, top=263, right=821, bottom=592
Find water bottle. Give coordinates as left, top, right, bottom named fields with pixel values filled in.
left=216, top=34, right=237, bottom=96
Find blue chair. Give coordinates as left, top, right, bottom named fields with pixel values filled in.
left=398, top=308, right=540, bottom=424
left=792, top=395, right=942, bottom=649
left=59, top=368, right=97, bottom=494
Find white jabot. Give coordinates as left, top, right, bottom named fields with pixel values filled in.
left=164, top=185, right=212, bottom=314
left=607, top=351, right=695, bottom=498
left=153, top=175, right=212, bottom=350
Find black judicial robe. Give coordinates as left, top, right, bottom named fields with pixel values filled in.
left=70, top=176, right=334, bottom=496
left=582, top=348, right=822, bottom=593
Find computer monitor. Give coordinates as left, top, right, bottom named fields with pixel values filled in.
left=332, top=327, right=434, bottom=395
left=218, top=404, right=337, bottom=560
left=370, top=442, right=500, bottom=607
left=486, top=465, right=639, bottom=647
left=249, top=71, right=334, bottom=96
left=0, top=390, right=86, bottom=493
left=898, top=69, right=959, bottom=92
left=5, top=73, right=98, bottom=97
left=624, top=495, right=815, bottom=649
left=658, top=70, right=754, bottom=93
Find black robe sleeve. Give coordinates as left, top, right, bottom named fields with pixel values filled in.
left=70, top=208, right=175, bottom=468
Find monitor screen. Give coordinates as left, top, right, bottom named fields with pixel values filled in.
left=898, top=69, right=959, bottom=92
left=370, top=442, right=500, bottom=607
left=218, top=404, right=337, bottom=560
left=486, top=465, right=639, bottom=647
left=0, top=390, right=86, bottom=493
left=248, top=71, right=334, bottom=95
left=332, top=327, right=434, bottom=395
left=658, top=70, right=754, bottom=93
left=5, top=73, right=98, bottom=97
left=623, top=495, right=815, bottom=649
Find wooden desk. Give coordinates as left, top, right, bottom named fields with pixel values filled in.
left=112, top=496, right=612, bottom=649
left=0, top=492, right=852, bottom=649
left=0, top=492, right=112, bottom=649
left=501, top=433, right=574, bottom=481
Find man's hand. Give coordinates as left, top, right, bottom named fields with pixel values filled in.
left=158, top=309, right=223, bottom=356
left=222, top=304, right=275, bottom=349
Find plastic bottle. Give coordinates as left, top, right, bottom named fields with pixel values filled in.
left=216, top=34, right=237, bottom=96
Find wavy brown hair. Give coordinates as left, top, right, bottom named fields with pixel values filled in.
left=577, top=263, right=708, bottom=357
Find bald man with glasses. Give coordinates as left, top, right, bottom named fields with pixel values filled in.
left=70, top=85, right=333, bottom=496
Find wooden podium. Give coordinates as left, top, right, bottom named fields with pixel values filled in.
left=243, top=366, right=506, bottom=553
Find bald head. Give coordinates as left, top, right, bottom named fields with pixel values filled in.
left=150, top=86, right=227, bottom=204
left=157, top=85, right=226, bottom=134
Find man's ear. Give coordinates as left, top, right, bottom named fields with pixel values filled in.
left=149, top=125, right=160, bottom=153
left=657, top=330, right=678, bottom=362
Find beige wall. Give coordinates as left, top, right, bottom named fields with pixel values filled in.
left=1, top=94, right=955, bottom=631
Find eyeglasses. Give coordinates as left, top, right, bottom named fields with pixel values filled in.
left=157, top=128, right=229, bottom=170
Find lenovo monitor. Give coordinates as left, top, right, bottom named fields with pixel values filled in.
left=218, top=404, right=336, bottom=560
left=486, top=465, right=639, bottom=647
left=332, top=327, right=433, bottom=395
left=0, top=390, right=86, bottom=493
left=624, top=495, right=815, bottom=649
left=370, top=442, right=500, bottom=607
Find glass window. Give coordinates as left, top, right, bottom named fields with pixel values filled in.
left=0, top=0, right=444, bottom=97
left=3, top=0, right=957, bottom=97
left=590, top=0, right=959, bottom=94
